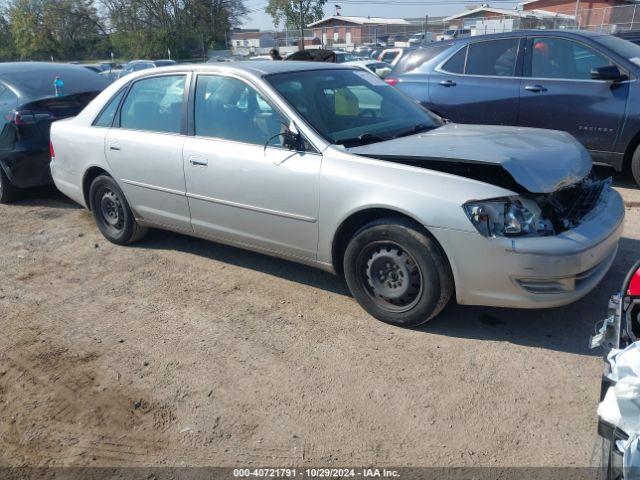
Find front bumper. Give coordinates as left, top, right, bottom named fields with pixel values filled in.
left=430, top=187, right=625, bottom=309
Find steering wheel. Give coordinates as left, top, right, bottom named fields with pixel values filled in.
left=358, top=109, right=377, bottom=119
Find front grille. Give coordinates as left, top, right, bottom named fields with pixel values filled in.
left=543, top=177, right=611, bottom=231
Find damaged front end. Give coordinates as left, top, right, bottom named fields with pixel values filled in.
left=463, top=176, right=612, bottom=239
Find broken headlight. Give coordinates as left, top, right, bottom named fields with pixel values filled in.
left=463, top=197, right=555, bottom=238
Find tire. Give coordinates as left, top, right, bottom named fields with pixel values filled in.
left=0, top=167, right=17, bottom=204
left=632, top=144, right=640, bottom=187
left=343, top=217, right=453, bottom=327
left=88, top=175, right=147, bottom=245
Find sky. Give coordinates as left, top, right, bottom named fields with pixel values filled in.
left=243, top=0, right=521, bottom=30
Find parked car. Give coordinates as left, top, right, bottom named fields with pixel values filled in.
left=344, top=60, right=392, bottom=78
left=286, top=49, right=358, bottom=63
left=50, top=62, right=623, bottom=326
left=117, top=60, right=157, bottom=78
left=377, top=47, right=408, bottom=66
left=408, top=32, right=435, bottom=46
left=436, top=29, right=470, bottom=41
left=153, top=59, right=177, bottom=67
left=0, top=62, right=109, bottom=202
left=591, top=259, right=640, bottom=479
left=388, top=30, right=640, bottom=186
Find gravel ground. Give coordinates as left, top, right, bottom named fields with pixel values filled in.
left=0, top=182, right=638, bottom=468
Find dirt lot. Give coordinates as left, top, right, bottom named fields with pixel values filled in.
left=0, top=181, right=639, bottom=468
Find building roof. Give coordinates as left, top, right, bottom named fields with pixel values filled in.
left=519, top=0, right=640, bottom=5
left=444, top=6, right=574, bottom=22
left=231, top=31, right=271, bottom=40
left=307, top=16, right=410, bottom=27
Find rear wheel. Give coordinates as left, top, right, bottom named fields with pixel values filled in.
left=89, top=175, right=147, bottom=245
left=632, top=144, right=640, bottom=186
left=0, top=167, right=17, bottom=204
left=343, top=217, right=453, bottom=327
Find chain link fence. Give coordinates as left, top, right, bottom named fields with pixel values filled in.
left=234, top=4, right=640, bottom=55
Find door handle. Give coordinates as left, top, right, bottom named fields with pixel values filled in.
left=524, top=84, right=548, bottom=93
left=189, top=156, right=208, bottom=167
left=439, top=80, right=457, bottom=87
left=108, top=142, right=121, bottom=151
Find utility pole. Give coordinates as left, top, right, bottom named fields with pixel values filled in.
left=574, top=0, right=581, bottom=27
left=299, top=0, right=305, bottom=50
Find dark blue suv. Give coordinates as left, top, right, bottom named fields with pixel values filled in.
left=388, top=30, right=640, bottom=186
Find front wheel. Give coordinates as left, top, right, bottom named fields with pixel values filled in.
left=343, top=218, right=453, bottom=327
left=89, top=175, right=147, bottom=245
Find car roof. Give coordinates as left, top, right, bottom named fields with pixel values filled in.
left=137, top=60, right=356, bottom=76
left=0, top=61, right=99, bottom=74
left=451, top=29, right=607, bottom=43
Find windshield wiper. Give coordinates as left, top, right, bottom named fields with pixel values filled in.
left=335, top=132, right=391, bottom=148
left=392, top=123, right=435, bottom=139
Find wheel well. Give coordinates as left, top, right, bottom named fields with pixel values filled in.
left=82, top=167, right=110, bottom=210
left=623, top=130, right=640, bottom=173
left=332, top=208, right=437, bottom=275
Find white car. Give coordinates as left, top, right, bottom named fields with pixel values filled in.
left=49, top=62, right=624, bottom=326
left=343, top=60, right=392, bottom=78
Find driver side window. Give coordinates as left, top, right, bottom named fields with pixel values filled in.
left=194, top=75, right=288, bottom=147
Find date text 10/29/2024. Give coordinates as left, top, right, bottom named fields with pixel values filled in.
left=233, top=468, right=400, bottom=478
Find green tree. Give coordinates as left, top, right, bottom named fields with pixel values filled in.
left=0, top=8, right=17, bottom=60
left=8, top=0, right=107, bottom=60
left=265, top=0, right=325, bottom=31
left=101, top=0, right=246, bottom=59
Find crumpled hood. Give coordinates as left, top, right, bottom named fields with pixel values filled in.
left=348, top=123, right=592, bottom=194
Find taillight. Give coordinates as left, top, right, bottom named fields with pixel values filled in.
left=629, top=268, right=640, bottom=296
left=385, top=77, right=399, bottom=86
left=49, top=141, right=55, bottom=161
left=12, top=110, right=37, bottom=125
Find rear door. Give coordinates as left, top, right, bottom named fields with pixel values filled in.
left=105, top=73, right=192, bottom=232
left=428, top=37, right=523, bottom=124
left=517, top=36, right=629, bottom=161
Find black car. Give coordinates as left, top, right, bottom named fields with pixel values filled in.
left=0, top=62, right=109, bottom=202
left=387, top=30, right=640, bottom=186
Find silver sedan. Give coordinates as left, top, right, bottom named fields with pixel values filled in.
left=49, top=62, right=624, bottom=326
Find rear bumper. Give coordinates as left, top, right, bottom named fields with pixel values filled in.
left=0, top=149, right=53, bottom=189
left=430, top=188, right=625, bottom=309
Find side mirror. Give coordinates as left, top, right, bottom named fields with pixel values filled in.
left=281, top=121, right=302, bottom=151
left=591, top=65, right=626, bottom=82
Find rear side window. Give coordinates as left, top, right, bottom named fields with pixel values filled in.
left=393, top=45, right=449, bottom=75
left=466, top=39, right=519, bottom=76
left=440, top=46, right=467, bottom=74
left=93, top=88, right=125, bottom=127
left=119, top=75, right=185, bottom=134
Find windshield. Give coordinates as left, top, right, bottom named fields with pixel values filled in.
left=594, top=34, right=640, bottom=65
left=266, top=69, right=442, bottom=147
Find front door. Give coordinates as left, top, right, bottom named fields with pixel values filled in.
left=429, top=37, right=523, bottom=125
left=517, top=36, right=629, bottom=159
left=105, top=73, right=192, bottom=232
left=183, top=74, right=321, bottom=260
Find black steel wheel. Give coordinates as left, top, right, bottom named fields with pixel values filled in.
left=343, top=217, right=453, bottom=327
left=89, top=175, right=147, bottom=245
left=357, top=241, right=424, bottom=313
